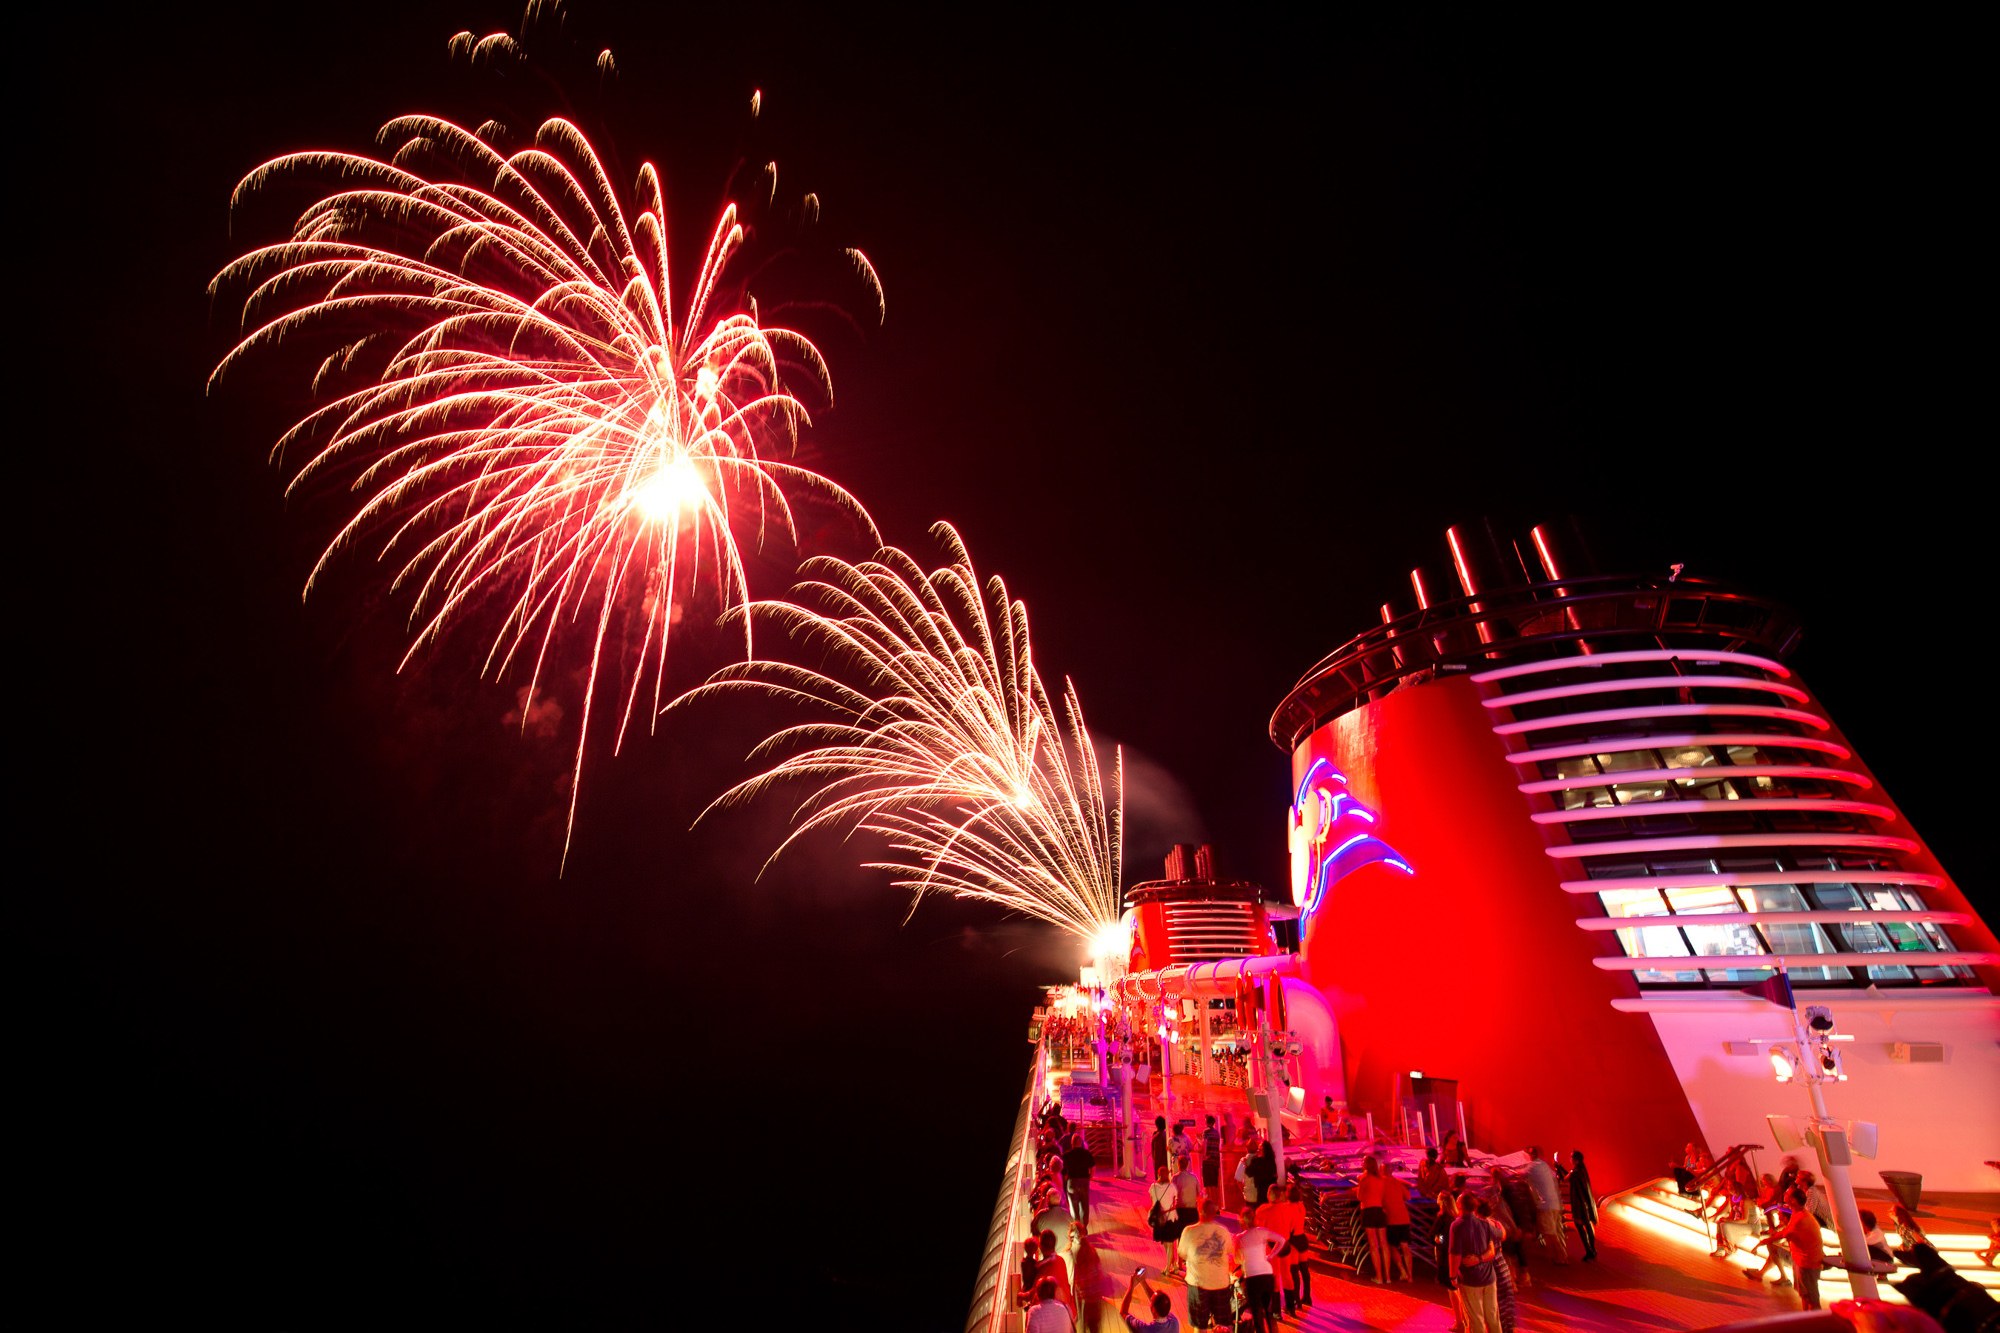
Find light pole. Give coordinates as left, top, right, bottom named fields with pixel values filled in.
left=1755, top=970, right=1879, bottom=1300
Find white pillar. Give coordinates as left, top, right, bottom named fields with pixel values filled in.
left=1252, top=980, right=1288, bottom=1184
left=1198, top=1000, right=1213, bottom=1091
left=1791, top=1005, right=1879, bottom=1300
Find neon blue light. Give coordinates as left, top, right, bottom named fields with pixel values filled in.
left=1291, top=757, right=1414, bottom=918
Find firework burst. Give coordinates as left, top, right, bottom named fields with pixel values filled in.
left=211, top=111, right=880, bottom=855
left=683, top=523, right=1124, bottom=945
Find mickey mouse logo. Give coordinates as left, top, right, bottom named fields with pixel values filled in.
left=1287, top=757, right=1413, bottom=917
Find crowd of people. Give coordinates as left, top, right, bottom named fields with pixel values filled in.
left=1693, top=1145, right=1999, bottom=1322
left=1021, top=1099, right=1319, bottom=1332
left=1419, top=1145, right=1596, bottom=1333
left=1020, top=1092, right=1999, bottom=1333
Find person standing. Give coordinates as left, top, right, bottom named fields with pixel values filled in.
left=1026, top=1278, right=1075, bottom=1333
left=1416, top=1146, right=1449, bottom=1199
left=1523, top=1147, right=1568, bottom=1264
left=1247, top=1137, right=1278, bottom=1211
left=1568, top=1150, right=1599, bottom=1261
left=1017, top=1230, right=1077, bottom=1320
left=1063, top=1132, right=1096, bottom=1229
left=1235, top=1203, right=1287, bottom=1333
left=1171, top=1121, right=1196, bottom=1174
left=1494, top=1168, right=1536, bottom=1290
left=1201, top=1115, right=1222, bottom=1200
left=1172, top=1154, right=1203, bottom=1255
left=1449, top=1191, right=1503, bottom=1333
left=1264, top=1176, right=1312, bottom=1312
left=1177, top=1198, right=1238, bottom=1332
left=1475, top=1200, right=1519, bottom=1333
left=1151, top=1164, right=1184, bottom=1277
left=1383, top=1163, right=1416, bottom=1282
left=1799, top=1171, right=1833, bottom=1228
left=1768, top=1188, right=1827, bottom=1311
left=1152, top=1116, right=1171, bottom=1178
left=1433, top=1177, right=1464, bottom=1301
left=1356, top=1154, right=1392, bottom=1283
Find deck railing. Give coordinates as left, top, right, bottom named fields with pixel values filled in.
left=964, top=1040, right=1048, bottom=1333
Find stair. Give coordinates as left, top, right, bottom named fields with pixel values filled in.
left=1606, top=1177, right=2000, bottom=1305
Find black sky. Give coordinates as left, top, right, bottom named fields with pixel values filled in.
left=38, top=4, right=1983, bottom=1326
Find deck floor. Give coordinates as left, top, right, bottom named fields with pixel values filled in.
left=1054, top=1077, right=1995, bottom=1332
left=1073, top=1167, right=1784, bottom=1331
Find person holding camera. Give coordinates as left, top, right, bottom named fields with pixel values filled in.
left=1121, top=1268, right=1180, bottom=1333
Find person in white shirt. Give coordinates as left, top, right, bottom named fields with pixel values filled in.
left=1235, top=1204, right=1288, bottom=1333
left=1026, top=1278, right=1075, bottom=1333
left=1171, top=1123, right=1196, bottom=1173
left=1524, top=1146, right=1569, bottom=1264
left=1150, top=1164, right=1183, bottom=1276
left=1176, top=1198, right=1238, bottom=1331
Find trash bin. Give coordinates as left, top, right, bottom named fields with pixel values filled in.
left=1879, top=1169, right=1924, bottom=1214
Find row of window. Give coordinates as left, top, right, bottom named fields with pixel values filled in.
left=1542, top=742, right=1826, bottom=783
left=1584, top=855, right=1968, bottom=988
left=1553, top=772, right=1846, bottom=811
left=1503, top=683, right=1798, bottom=725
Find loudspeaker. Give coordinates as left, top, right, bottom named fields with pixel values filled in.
left=1847, top=1120, right=1879, bottom=1159
left=1767, top=1113, right=1804, bottom=1151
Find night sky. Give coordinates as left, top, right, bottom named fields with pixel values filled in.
left=41, top=5, right=1981, bottom=1325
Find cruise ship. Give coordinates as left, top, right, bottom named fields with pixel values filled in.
left=968, top=525, right=1999, bottom=1332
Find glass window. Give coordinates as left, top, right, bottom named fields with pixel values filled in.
left=1612, top=781, right=1671, bottom=805
left=1596, top=749, right=1659, bottom=773
left=1741, top=883, right=1851, bottom=982
left=1726, top=744, right=1772, bottom=765
left=1558, top=784, right=1620, bottom=810
left=1599, top=890, right=1701, bottom=983
left=1745, top=883, right=1808, bottom=913
left=1554, top=756, right=1601, bottom=781
left=1668, top=886, right=1767, bottom=981
left=1662, top=745, right=1716, bottom=769
left=1679, top=775, right=1742, bottom=801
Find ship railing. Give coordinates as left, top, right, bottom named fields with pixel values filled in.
left=964, top=1037, right=1049, bottom=1333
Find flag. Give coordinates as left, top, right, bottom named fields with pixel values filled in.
left=1738, top=973, right=1793, bottom=1009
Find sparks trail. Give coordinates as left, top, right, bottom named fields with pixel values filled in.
left=680, top=523, right=1123, bottom=946
left=212, top=110, right=883, bottom=861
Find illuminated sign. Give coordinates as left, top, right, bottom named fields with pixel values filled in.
left=1288, top=757, right=1413, bottom=916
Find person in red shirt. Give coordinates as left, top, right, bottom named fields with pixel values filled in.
left=1382, top=1165, right=1416, bottom=1282
left=1768, top=1189, right=1827, bottom=1310
left=1016, top=1229, right=1077, bottom=1318
left=1261, top=1182, right=1310, bottom=1315
left=1355, top=1154, right=1392, bottom=1283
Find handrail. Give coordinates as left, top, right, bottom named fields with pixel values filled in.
left=966, top=1039, right=1048, bottom=1333
left=1269, top=574, right=1803, bottom=749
